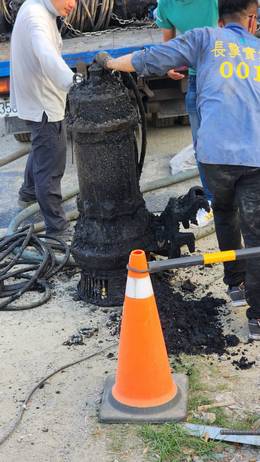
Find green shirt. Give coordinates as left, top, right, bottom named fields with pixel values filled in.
left=156, top=0, right=218, bottom=74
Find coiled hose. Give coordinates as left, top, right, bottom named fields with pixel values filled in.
left=0, top=0, right=11, bottom=23
left=0, top=0, right=114, bottom=31
left=7, top=186, right=79, bottom=265
left=61, top=0, right=114, bottom=33
left=0, top=225, right=70, bottom=310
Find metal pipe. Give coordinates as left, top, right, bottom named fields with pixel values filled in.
left=147, top=247, right=260, bottom=273
left=220, top=429, right=260, bottom=436
left=183, top=423, right=260, bottom=446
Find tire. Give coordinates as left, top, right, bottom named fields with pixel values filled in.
left=14, top=132, right=31, bottom=142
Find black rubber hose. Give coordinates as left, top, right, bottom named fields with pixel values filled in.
left=122, top=72, right=147, bottom=178
left=0, top=279, right=52, bottom=311
left=0, top=236, right=50, bottom=309
left=0, top=236, right=25, bottom=262
left=0, top=229, right=71, bottom=311
left=0, top=225, right=34, bottom=276
left=38, top=235, right=71, bottom=278
left=0, top=265, right=37, bottom=286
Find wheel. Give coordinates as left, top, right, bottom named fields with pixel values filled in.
left=14, top=132, right=31, bottom=142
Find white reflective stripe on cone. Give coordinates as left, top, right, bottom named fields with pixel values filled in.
left=125, top=276, right=154, bottom=299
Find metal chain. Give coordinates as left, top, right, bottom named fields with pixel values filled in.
left=110, top=12, right=136, bottom=25
left=61, top=15, right=156, bottom=38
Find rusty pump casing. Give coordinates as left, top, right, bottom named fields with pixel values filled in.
left=67, top=66, right=208, bottom=306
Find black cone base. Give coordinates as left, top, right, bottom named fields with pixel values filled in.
left=99, top=374, right=188, bottom=423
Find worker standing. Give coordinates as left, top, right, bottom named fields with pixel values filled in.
left=96, top=0, right=260, bottom=341
left=155, top=0, right=219, bottom=227
left=10, top=0, right=76, bottom=239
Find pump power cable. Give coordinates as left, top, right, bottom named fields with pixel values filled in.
left=0, top=225, right=70, bottom=310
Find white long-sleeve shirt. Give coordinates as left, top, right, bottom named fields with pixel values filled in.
left=10, top=0, right=74, bottom=122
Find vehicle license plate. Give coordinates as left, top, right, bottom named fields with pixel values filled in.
left=0, top=98, right=17, bottom=118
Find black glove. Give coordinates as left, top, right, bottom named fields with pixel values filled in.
left=94, top=51, right=112, bottom=69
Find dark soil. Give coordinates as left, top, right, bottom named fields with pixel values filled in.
left=232, top=356, right=256, bottom=370
left=152, top=273, right=232, bottom=356
left=180, top=279, right=196, bottom=293
left=106, top=273, right=257, bottom=369
left=63, top=326, right=98, bottom=346
left=100, top=270, right=258, bottom=371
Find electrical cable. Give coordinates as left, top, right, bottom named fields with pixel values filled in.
left=122, top=72, right=147, bottom=178
left=64, top=0, right=114, bottom=33
left=0, top=0, right=114, bottom=31
left=0, top=226, right=70, bottom=310
left=7, top=186, right=79, bottom=266
left=105, top=0, right=114, bottom=28
left=0, top=343, right=117, bottom=446
left=0, top=0, right=11, bottom=23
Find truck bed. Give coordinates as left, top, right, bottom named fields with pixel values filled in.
left=0, top=27, right=162, bottom=77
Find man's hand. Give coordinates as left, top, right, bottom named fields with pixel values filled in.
left=167, top=69, right=185, bottom=80
left=95, top=51, right=112, bottom=69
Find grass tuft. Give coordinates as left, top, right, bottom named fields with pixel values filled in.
left=139, top=357, right=258, bottom=461
left=140, top=423, right=222, bottom=462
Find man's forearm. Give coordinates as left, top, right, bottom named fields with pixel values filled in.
left=106, top=54, right=135, bottom=72
left=101, top=33, right=194, bottom=77
left=162, top=27, right=176, bottom=42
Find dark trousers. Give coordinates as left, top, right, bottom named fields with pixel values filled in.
left=19, top=113, right=68, bottom=233
left=200, top=163, right=260, bottom=320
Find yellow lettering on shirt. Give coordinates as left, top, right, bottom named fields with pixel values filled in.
left=211, top=41, right=226, bottom=57
left=236, top=62, right=250, bottom=79
left=228, top=43, right=240, bottom=58
left=219, top=61, right=233, bottom=78
left=242, top=47, right=256, bottom=61
left=254, top=65, right=260, bottom=82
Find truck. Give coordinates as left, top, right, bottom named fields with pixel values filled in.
left=0, top=0, right=189, bottom=141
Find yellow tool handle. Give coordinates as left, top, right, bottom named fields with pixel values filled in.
left=203, top=250, right=236, bottom=265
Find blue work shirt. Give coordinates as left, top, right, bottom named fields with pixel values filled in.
left=132, top=24, right=260, bottom=167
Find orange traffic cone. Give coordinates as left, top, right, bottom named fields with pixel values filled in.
left=99, top=249, right=188, bottom=423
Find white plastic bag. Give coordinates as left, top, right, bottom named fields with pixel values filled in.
left=170, top=144, right=196, bottom=176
